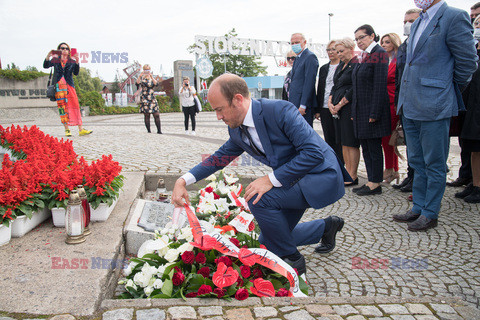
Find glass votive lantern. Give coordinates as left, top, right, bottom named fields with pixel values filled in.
left=65, top=190, right=86, bottom=244
left=76, top=185, right=91, bottom=236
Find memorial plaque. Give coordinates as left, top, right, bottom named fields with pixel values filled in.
left=138, top=201, right=175, bottom=232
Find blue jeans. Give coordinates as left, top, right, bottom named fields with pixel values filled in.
left=402, top=116, right=450, bottom=219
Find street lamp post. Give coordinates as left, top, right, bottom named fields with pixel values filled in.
left=328, top=13, right=334, bottom=41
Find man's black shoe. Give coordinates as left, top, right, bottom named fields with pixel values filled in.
left=315, top=216, right=344, bottom=254
left=393, top=209, right=420, bottom=222
left=455, top=183, right=474, bottom=199
left=464, top=186, right=480, bottom=204
left=407, top=215, right=438, bottom=231
left=446, top=177, right=472, bottom=187
left=283, top=254, right=306, bottom=276
left=352, top=184, right=368, bottom=193
left=400, top=180, right=413, bottom=192
left=393, top=176, right=412, bottom=190
left=356, top=185, right=382, bottom=196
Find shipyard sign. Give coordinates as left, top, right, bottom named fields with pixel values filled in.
left=193, top=35, right=328, bottom=59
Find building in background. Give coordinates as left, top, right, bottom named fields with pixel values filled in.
left=243, top=76, right=284, bottom=100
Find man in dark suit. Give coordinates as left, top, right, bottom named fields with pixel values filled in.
left=394, top=0, right=478, bottom=231
left=288, top=33, right=319, bottom=127
left=172, top=74, right=350, bottom=275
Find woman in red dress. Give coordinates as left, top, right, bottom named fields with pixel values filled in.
left=380, top=33, right=402, bottom=184
left=44, top=42, right=92, bottom=137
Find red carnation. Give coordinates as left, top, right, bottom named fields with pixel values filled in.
left=185, top=292, right=198, bottom=298
left=197, top=266, right=210, bottom=278
left=213, top=192, right=220, bottom=200
left=237, top=277, right=244, bottom=287
left=195, top=252, right=206, bottom=264
left=181, top=251, right=195, bottom=265
left=235, top=288, right=249, bottom=301
left=172, top=272, right=185, bottom=286
left=230, top=238, right=240, bottom=247
left=252, top=268, right=263, bottom=279
left=205, top=186, right=213, bottom=193
left=276, top=288, right=289, bottom=297
left=240, top=265, right=251, bottom=278
left=213, top=287, right=226, bottom=298
left=248, top=222, right=255, bottom=231
left=215, top=256, right=232, bottom=267
left=197, top=284, right=213, bottom=295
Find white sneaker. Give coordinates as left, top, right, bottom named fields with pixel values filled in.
left=191, top=131, right=196, bottom=136
left=185, top=130, right=190, bottom=135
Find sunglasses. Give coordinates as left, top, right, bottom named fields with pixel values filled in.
left=60, top=47, right=69, bottom=50
left=287, top=57, right=296, bottom=61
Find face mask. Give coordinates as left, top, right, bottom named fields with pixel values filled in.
left=404, top=22, right=413, bottom=36
left=474, top=28, right=480, bottom=41
left=292, top=44, right=303, bottom=54
left=414, top=0, right=434, bottom=10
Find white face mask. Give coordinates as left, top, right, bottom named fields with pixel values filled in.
left=474, top=28, right=480, bottom=41
left=404, top=22, right=413, bottom=36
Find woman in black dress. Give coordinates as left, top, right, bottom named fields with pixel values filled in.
left=329, top=38, right=360, bottom=186
left=136, top=64, right=161, bottom=134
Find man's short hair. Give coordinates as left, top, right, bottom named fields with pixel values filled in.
left=216, top=74, right=250, bottom=104
left=405, top=8, right=422, bottom=15
left=472, top=2, right=480, bottom=10
left=291, top=33, right=306, bottom=40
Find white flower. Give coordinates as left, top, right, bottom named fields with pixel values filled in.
left=137, top=236, right=170, bottom=258
left=153, top=278, right=164, bottom=289
left=208, top=215, right=217, bottom=226
left=178, top=242, right=194, bottom=254
left=134, top=272, right=151, bottom=288
left=206, top=174, right=217, bottom=181
left=126, top=279, right=137, bottom=291
left=199, top=220, right=215, bottom=233
left=144, top=285, right=154, bottom=297
left=177, top=226, right=193, bottom=242
left=157, top=246, right=169, bottom=257
left=157, top=265, right=167, bottom=277
left=123, top=261, right=138, bottom=276
left=164, top=248, right=180, bottom=263
left=215, top=198, right=230, bottom=213
left=224, top=173, right=239, bottom=185
left=217, top=181, right=230, bottom=195
left=206, top=181, right=217, bottom=189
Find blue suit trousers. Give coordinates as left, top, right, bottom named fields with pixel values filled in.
left=402, top=116, right=450, bottom=219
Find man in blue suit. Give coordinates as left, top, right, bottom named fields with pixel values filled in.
left=172, top=74, right=350, bottom=275
left=288, top=33, right=319, bottom=127
left=394, top=0, right=478, bottom=231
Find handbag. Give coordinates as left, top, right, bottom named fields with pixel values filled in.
left=193, top=95, right=202, bottom=113
left=46, top=69, right=56, bottom=101
left=389, top=121, right=406, bottom=161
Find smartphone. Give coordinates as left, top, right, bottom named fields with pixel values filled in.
left=70, top=48, right=77, bottom=55
left=52, top=50, right=62, bottom=56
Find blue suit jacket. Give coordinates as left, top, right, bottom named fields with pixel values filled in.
left=288, top=48, right=319, bottom=112
left=189, top=99, right=350, bottom=209
left=397, top=2, right=478, bottom=120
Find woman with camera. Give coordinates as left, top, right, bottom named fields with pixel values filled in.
left=44, top=42, right=92, bottom=137
left=179, top=76, right=197, bottom=135
left=136, top=64, right=162, bottom=134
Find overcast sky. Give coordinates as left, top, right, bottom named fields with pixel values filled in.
left=0, top=0, right=473, bottom=82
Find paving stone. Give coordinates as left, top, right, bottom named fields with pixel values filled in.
left=435, top=313, right=463, bottom=320
left=355, top=305, right=383, bottom=316
left=379, top=304, right=410, bottom=315
left=136, top=309, right=165, bottom=320
left=370, top=318, right=392, bottom=320
left=280, top=306, right=301, bottom=312
left=0, top=318, right=16, bottom=320
left=405, top=304, right=433, bottom=315
left=414, top=316, right=440, bottom=320
left=429, top=304, right=457, bottom=314
left=390, top=316, right=416, bottom=320
left=49, top=316, right=75, bottom=320
left=197, top=306, right=223, bottom=317
left=317, top=316, right=343, bottom=320
left=346, top=316, right=367, bottom=320
left=332, top=305, right=359, bottom=316
left=204, top=317, right=224, bottom=320
left=283, top=309, right=316, bottom=320
left=253, top=307, right=277, bottom=318
left=225, top=308, right=253, bottom=320
left=305, top=304, right=335, bottom=315
left=167, top=306, right=197, bottom=319
left=102, top=308, right=134, bottom=320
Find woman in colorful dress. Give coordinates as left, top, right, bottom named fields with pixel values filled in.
left=136, top=64, right=162, bottom=134
left=44, top=42, right=92, bottom=137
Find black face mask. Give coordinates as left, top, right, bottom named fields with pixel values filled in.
left=472, top=17, right=476, bottom=24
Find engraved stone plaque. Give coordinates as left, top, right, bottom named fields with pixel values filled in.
left=138, top=201, right=175, bottom=232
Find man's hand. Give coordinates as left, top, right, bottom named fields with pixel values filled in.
left=369, top=118, right=377, bottom=123
left=298, top=107, right=306, bottom=116
left=171, top=178, right=190, bottom=207
left=244, top=175, right=273, bottom=205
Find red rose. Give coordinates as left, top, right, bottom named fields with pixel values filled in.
left=205, top=186, right=213, bottom=193
left=213, top=287, right=226, bottom=298
left=235, top=288, right=249, bottom=301
left=252, top=268, right=263, bottom=279
left=172, top=272, right=185, bottom=286
left=237, top=277, right=244, bottom=287
left=276, top=288, right=289, bottom=297
left=185, top=292, right=198, bottom=298
left=197, top=284, right=213, bottom=295
left=240, top=265, right=251, bottom=278
left=215, top=256, right=232, bottom=267
left=174, top=266, right=182, bottom=273
left=181, top=251, right=195, bottom=265
left=248, top=222, right=255, bottom=231
left=213, top=192, right=220, bottom=200
left=259, top=244, right=267, bottom=250
left=230, top=238, right=240, bottom=247
left=195, top=252, right=206, bottom=264
left=197, top=266, right=210, bottom=278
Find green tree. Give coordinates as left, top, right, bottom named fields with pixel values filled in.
left=73, top=67, right=103, bottom=92
left=25, top=65, right=39, bottom=72
left=188, top=28, right=267, bottom=83
left=110, top=74, right=122, bottom=94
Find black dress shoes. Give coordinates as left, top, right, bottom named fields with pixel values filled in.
left=455, top=183, right=474, bottom=199
left=315, top=216, right=344, bottom=254
left=407, top=215, right=438, bottom=231
left=400, top=180, right=413, bottom=192
left=464, top=186, right=480, bottom=203
left=353, top=184, right=368, bottom=193
left=356, top=185, right=382, bottom=196
left=446, top=177, right=472, bottom=187
left=283, top=254, right=306, bottom=276
left=345, top=178, right=359, bottom=187
left=393, top=176, right=412, bottom=190
left=392, top=209, right=420, bottom=222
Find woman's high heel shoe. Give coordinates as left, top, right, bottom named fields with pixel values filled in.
left=384, top=171, right=400, bottom=184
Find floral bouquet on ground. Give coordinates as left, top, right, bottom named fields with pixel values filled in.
left=120, top=171, right=308, bottom=300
